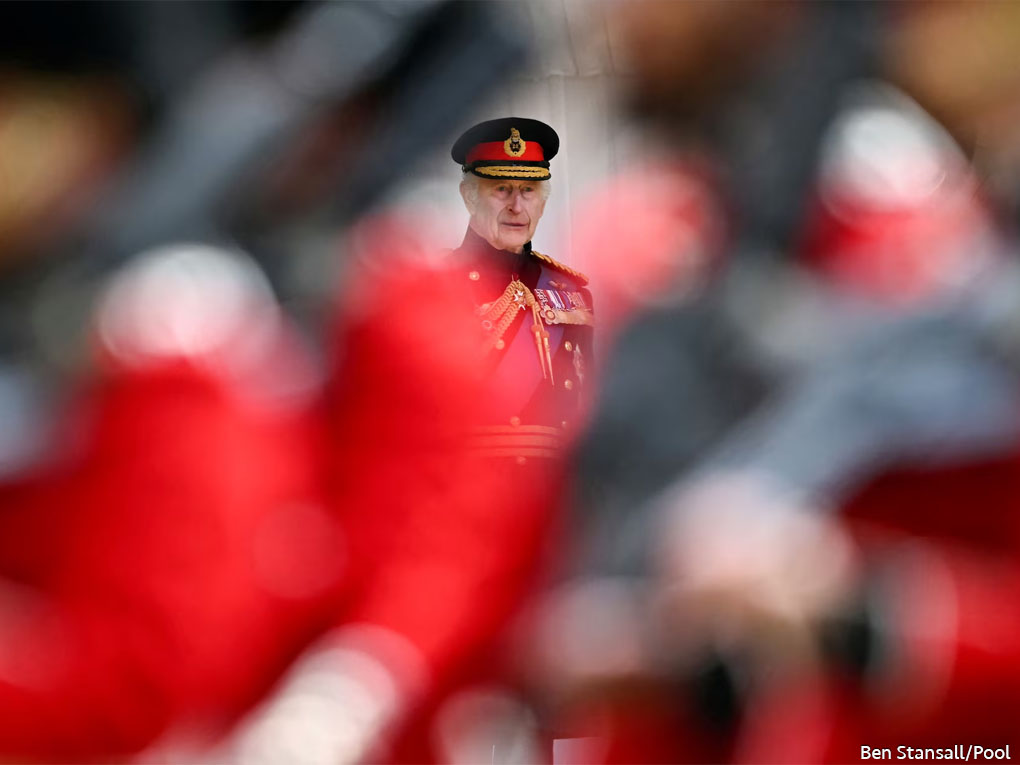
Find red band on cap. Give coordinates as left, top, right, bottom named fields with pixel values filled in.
left=466, top=140, right=545, bottom=164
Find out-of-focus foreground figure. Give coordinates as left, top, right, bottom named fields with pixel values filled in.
left=530, top=1, right=1020, bottom=763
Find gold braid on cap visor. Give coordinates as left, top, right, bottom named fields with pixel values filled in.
left=470, top=165, right=551, bottom=179
left=479, top=279, right=556, bottom=385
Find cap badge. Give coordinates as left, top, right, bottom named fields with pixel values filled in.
left=504, top=127, right=526, bottom=158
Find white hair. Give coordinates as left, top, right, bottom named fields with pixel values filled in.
left=460, top=173, right=551, bottom=210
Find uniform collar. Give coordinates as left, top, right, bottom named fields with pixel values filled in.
left=459, top=227, right=532, bottom=267
left=456, top=227, right=541, bottom=289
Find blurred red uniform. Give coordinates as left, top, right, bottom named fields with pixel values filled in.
left=0, top=223, right=584, bottom=763
left=555, top=96, right=1020, bottom=763
left=763, top=92, right=1020, bottom=761
left=308, top=215, right=591, bottom=763
left=0, top=245, right=342, bottom=761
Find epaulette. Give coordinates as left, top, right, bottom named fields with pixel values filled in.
left=531, top=249, right=589, bottom=286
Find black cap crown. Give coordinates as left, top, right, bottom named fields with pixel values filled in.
left=451, top=117, right=559, bottom=180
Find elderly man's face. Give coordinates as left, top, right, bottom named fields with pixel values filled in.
left=463, top=177, right=547, bottom=253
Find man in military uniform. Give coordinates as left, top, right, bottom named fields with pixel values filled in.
left=225, top=120, right=596, bottom=764
left=450, top=117, right=594, bottom=463
left=363, top=118, right=598, bottom=761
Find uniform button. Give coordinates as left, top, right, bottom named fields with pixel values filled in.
left=495, top=339, right=505, bottom=350
left=561, top=420, right=569, bottom=429
left=509, top=416, right=521, bottom=426
left=564, top=379, right=573, bottom=390
left=564, top=341, right=573, bottom=351
left=469, top=271, right=480, bottom=281
left=515, top=456, right=527, bottom=466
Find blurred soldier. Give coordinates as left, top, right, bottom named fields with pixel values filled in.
left=525, top=2, right=1020, bottom=763
left=0, top=244, right=340, bottom=762
left=712, top=3, right=1020, bottom=758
